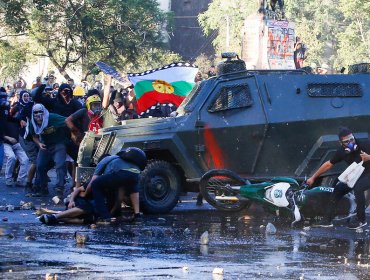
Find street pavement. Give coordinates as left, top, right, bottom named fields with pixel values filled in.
left=1, top=169, right=370, bottom=279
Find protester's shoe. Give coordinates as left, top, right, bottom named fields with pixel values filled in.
left=32, top=187, right=49, bottom=197
left=15, top=181, right=26, bottom=188
left=39, top=215, right=46, bottom=224
left=24, top=182, right=34, bottom=197
left=54, top=186, right=64, bottom=198
left=119, top=214, right=135, bottom=223
left=44, top=214, right=58, bottom=225
left=312, top=219, right=333, bottom=228
left=348, top=217, right=367, bottom=230
left=134, top=212, right=144, bottom=222
left=5, top=179, right=14, bottom=187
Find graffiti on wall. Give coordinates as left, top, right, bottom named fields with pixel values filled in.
left=266, top=20, right=295, bottom=69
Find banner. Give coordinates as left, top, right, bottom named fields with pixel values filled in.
left=95, top=61, right=126, bottom=84
left=128, top=62, right=198, bottom=115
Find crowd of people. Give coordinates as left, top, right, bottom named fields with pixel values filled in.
left=0, top=74, right=144, bottom=224
left=0, top=66, right=216, bottom=225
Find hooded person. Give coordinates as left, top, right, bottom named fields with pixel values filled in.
left=2, top=93, right=30, bottom=187
left=15, top=90, right=39, bottom=192
left=33, top=83, right=82, bottom=117
left=29, top=103, right=70, bottom=197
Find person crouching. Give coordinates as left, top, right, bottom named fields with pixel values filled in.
left=84, top=147, right=147, bottom=223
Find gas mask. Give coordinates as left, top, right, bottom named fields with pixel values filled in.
left=341, top=135, right=358, bottom=153
left=90, top=102, right=102, bottom=115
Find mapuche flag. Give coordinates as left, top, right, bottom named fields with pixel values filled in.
left=128, top=62, right=198, bottom=114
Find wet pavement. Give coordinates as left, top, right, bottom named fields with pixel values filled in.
left=0, top=174, right=370, bottom=279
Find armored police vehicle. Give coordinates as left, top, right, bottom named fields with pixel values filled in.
left=77, top=54, right=370, bottom=213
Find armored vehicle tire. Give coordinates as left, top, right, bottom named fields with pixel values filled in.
left=139, top=160, right=181, bottom=214
left=200, top=169, right=251, bottom=212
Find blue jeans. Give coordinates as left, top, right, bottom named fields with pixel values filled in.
left=0, top=142, right=4, bottom=171
left=91, top=170, right=139, bottom=219
left=36, top=143, right=67, bottom=190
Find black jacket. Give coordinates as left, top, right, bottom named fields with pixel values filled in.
left=33, top=84, right=82, bottom=117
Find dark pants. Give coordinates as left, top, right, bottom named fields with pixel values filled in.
left=36, top=143, right=67, bottom=190
left=326, top=173, right=370, bottom=222
left=91, top=170, right=139, bottom=219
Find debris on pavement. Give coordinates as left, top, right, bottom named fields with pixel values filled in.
left=200, top=231, right=209, bottom=245
left=52, top=196, right=60, bottom=205
left=212, top=267, right=224, bottom=275
left=75, top=232, right=89, bottom=244
left=265, top=223, right=277, bottom=235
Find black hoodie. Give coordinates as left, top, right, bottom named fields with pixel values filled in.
left=33, top=84, right=82, bottom=117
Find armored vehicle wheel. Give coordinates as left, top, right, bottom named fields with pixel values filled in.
left=200, top=169, right=251, bottom=212
left=139, top=160, right=181, bottom=213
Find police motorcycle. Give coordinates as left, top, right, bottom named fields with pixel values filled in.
left=200, top=169, right=356, bottom=226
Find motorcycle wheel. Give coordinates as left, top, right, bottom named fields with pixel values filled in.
left=200, top=169, right=251, bottom=212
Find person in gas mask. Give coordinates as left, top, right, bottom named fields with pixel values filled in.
left=307, top=127, right=370, bottom=229
left=29, top=104, right=69, bottom=197
left=65, top=94, right=103, bottom=145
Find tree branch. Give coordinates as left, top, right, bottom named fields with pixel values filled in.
left=0, top=33, right=28, bottom=39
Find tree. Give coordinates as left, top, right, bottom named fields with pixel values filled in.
left=0, top=39, right=30, bottom=84
left=0, top=0, right=171, bottom=79
left=336, top=0, right=370, bottom=68
left=199, top=0, right=369, bottom=70
left=284, top=0, right=345, bottom=69
left=198, top=0, right=258, bottom=56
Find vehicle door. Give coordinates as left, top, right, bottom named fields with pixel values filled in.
left=197, top=76, right=268, bottom=175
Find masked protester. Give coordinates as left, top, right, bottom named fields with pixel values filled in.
left=0, top=87, right=9, bottom=165
left=29, top=104, right=69, bottom=197
left=3, top=96, right=29, bottom=187
left=16, top=90, right=39, bottom=192
left=307, top=127, right=370, bottom=229
left=65, top=94, right=103, bottom=145
left=33, top=83, right=82, bottom=117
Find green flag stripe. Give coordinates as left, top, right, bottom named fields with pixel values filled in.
left=134, top=80, right=195, bottom=99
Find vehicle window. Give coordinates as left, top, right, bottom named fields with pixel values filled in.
left=179, top=81, right=205, bottom=113
left=307, top=83, right=362, bottom=97
left=208, top=85, right=253, bottom=112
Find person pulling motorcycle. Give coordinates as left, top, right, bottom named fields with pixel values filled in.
left=307, top=127, right=370, bottom=229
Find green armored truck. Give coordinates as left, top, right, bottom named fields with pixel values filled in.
left=76, top=54, right=370, bottom=213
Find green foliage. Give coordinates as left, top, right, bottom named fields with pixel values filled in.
left=0, top=39, right=30, bottom=83
left=198, top=0, right=258, bottom=56
left=194, top=53, right=216, bottom=76
left=336, top=0, right=370, bottom=68
left=1, top=0, right=175, bottom=78
left=200, top=0, right=369, bottom=69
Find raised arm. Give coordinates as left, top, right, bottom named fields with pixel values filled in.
left=102, top=75, right=112, bottom=109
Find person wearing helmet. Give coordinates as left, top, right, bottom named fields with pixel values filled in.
left=73, top=86, right=86, bottom=106
left=82, top=147, right=147, bottom=223
left=65, top=94, right=103, bottom=145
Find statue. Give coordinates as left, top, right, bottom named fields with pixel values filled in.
left=258, top=0, right=285, bottom=18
